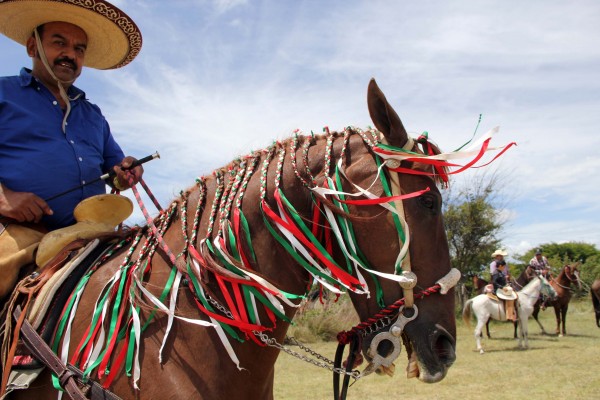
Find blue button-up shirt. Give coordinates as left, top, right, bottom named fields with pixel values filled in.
left=0, top=68, right=125, bottom=230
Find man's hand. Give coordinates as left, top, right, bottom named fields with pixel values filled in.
left=0, top=183, right=53, bottom=223
left=112, top=156, right=144, bottom=191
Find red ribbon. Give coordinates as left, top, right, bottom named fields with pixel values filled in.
left=261, top=191, right=363, bottom=290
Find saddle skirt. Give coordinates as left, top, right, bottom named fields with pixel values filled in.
left=28, top=239, right=100, bottom=329
left=3, top=236, right=117, bottom=377
left=485, top=290, right=518, bottom=322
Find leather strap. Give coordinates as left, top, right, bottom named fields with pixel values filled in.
left=13, top=306, right=123, bottom=400
left=378, top=135, right=417, bottom=307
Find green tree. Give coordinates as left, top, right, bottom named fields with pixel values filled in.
left=445, top=197, right=501, bottom=275
left=443, top=170, right=510, bottom=277
left=517, top=242, right=600, bottom=286
left=518, top=242, right=598, bottom=266
left=581, top=254, right=600, bottom=285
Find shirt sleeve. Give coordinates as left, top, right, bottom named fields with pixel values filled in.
left=100, top=118, right=125, bottom=174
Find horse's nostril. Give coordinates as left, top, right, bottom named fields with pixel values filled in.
left=434, top=336, right=455, bottom=366
left=432, top=329, right=456, bottom=367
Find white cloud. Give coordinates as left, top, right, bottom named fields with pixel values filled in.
left=2, top=0, right=599, bottom=252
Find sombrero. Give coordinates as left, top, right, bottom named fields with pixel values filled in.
left=496, top=286, right=518, bottom=301
left=0, top=0, right=142, bottom=69
left=491, top=249, right=508, bottom=258
left=36, top=194, right=133, bottom=267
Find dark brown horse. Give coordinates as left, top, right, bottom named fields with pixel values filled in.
left=590, top=279, right=600, bottom=328
left=469, top=273, right=490, bottom=296
left=7, top=80, right=507, bottom=399
left=531, top=264, right=582, bottom=336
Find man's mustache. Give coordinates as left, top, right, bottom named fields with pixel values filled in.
left=54, top=57, right=77, bottom=70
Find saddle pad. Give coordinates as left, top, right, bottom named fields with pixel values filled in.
left=486, top=292, right=499, bottom=301
left=28, top=239, right=99, bottom=329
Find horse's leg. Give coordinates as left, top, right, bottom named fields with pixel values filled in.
left=554, top=304, right=561, bottom=336
left=519, top=314, right=529, bottom=349
left=513, top=319, right=518, bottom=339
left=593, top=290, right=600, bottom=327
left=561, top=304, right=568, bottom=336
left=475, top=317, right=486, bottom=354
left=532, top=303, right=547, bottom=334
left=485, top=318, right=491, bottom=339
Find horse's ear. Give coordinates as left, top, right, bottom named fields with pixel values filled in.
left=367, top=78, right=409, bottom=147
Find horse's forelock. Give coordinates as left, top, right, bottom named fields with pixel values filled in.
left=404, top=140, right=449, bottom=188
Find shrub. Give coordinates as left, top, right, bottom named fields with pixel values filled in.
left=288, top=294, right=359, bottom=342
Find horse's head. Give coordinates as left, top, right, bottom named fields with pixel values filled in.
left=334, top=79, right=456, bottom=383
left=565, top=264, right=583, bottom=290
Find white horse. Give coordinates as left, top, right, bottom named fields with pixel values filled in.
left=462, top=274, right=557, bottom=354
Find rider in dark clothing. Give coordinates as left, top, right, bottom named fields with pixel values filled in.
left=491, top=262, right=517, bottom=321
left=491, top=261, right=508, bottom=292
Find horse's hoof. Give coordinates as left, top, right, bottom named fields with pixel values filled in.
left=479, top=349, right=485, bottom=354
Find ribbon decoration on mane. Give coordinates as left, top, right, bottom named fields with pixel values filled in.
left=49, top=125, right=515, bottom=390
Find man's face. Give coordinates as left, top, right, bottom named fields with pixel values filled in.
left=536, top=254, right=542, bottom=260
left=27, top=21, right=88, bottom=85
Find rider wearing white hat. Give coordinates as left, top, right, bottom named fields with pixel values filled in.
left=490, top=249, right=510, bottom=278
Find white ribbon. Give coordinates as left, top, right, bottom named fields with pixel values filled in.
left=273, top=201, right=348, bottom=294
left=158, top=269, right=182, bottom=364
left=132, top=274, right=215, bottom=328
left=376, top=127, right=503, bottom=162
left=130, top=304, right=142, bottom=389
left=310, top=163, right=413, bottom=283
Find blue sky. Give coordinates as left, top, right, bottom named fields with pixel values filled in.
left=2, top=0, right=599, bottom=258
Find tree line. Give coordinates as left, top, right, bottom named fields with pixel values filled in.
left=443, top=170, right=599, bottom=292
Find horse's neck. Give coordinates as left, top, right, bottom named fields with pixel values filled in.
left=181, top=132, right=358, bottom=298
left=519, top=278, right=542, bottom=305
left=515, top=270, right=530, bottom=287
left=556, top=268, right=571, bottom=285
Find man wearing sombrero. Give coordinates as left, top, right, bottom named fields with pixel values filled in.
left=530, top=248, right=551, bottom=276
left=530, top=248, right=551, bottom=309
left=0, top=0, right=144, bottom=297
left=489, top=249, right=510, bottom=279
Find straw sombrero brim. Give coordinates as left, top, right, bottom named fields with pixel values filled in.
left=496, top=288, right=518, bottom=301
left=0, top=0, right=142, bottom=69
left=491, top=249, right=508, bottom=257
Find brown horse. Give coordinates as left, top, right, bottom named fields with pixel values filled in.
left=590, top=279, right=600, bottom=328
left=531, top=264, right=582, bottom=336
left=468, top=273, right=490, bottom=296
left=7, top=79, right=506, bottom=399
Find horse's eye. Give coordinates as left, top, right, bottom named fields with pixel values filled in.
left=418, top=194, right=437, bottom=211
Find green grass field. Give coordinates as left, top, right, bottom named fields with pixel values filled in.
left=274, top=299, right=600, bottom=399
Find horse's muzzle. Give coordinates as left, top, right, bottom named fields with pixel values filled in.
left=360, top=321, right=455, bottom=383
left=406, top=323, right=456, bottom=383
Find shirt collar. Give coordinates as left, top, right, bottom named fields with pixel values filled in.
left=18, top=67, right=86, bottom=99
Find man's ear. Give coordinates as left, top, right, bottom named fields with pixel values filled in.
left=26, top=36, right=36, bottom=58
